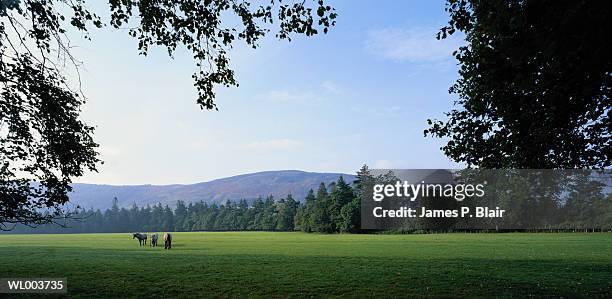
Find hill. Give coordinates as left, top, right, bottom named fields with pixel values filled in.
left=70, top=170, right=355, bottom=210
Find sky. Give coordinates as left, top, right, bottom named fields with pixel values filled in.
left=70, top=0, right=465, bottom=185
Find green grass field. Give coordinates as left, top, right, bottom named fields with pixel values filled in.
left=0, top=232, right=611, bottom=297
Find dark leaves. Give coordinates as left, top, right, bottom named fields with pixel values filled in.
left=1, top=54, right=100, bottom=226
left=426, top=0, right=611, bottom=169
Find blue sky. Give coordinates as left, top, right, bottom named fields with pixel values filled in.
left=73, top=0, right=464, bottom=185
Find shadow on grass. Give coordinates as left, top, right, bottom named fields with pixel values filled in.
left=0, top=245, right=611, bottom=297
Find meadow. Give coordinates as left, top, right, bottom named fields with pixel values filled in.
left=0, top=232, right=611, bottom=297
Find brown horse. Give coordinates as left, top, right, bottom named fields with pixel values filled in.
left=163, top=233, right=172, bottom=249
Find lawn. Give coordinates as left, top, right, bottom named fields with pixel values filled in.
left=0, top=232, right=611, bottom=297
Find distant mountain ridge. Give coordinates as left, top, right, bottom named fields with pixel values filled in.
left=70, top=170, right=355, bottom=210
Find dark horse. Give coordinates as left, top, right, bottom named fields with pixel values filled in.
left=150, top=233, right=158, bottom=247
left=132, top=233, right=147, bottom=246
left=163, top=233, right=172, bottom=249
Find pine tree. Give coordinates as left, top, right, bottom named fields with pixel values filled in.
left=329, top=176, right=355, bottom=231
left=296, top=189, right=315, bottom=232
left=237, top=199, right=249, bottom=230
left=174, top=200, right=187, bottom=231
left=162, top=205, right=174, bottom=231
left=285, top=194, right=298, bottom=231
left=261, top=196, right=277, bottom=230
left=311, top=183, right=333, bottom=233
left=251, top=197, right=265, bottom=230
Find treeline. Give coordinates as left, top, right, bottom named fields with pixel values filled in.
left=6, top=174, right=364, bottom=234
left=4, top=167, right=611, bottom=234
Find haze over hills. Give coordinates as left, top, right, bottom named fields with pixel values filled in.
left=70, top=170, right=356, bottom=210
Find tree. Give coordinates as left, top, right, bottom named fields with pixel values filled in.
left=354, top=165, right=374, bottom=199
left=128, top=203, right=141, bottom=231
left=1, top=0, right=336, bottom=228
left=329, top=176, right=354, bottom=230
left=562, top=170, right=607, bottom=229
left=174, top=200, right=187, bottom=231
left=310, top=183, right=333, bottom=233
left=104, top=197, right=121, bottom=232
left=151, top=203, right=164, bottom=231
left=236, top=199, right=250, bottom=230
left=284, top=194, right=298, bottom=231
left=162, top=205, right=174, bottom=231
left=140, top=205, right=152, bottom=231
left=338, top=199, right=360, bottom=233
left=276, top=194, right=297, bottom=231
left=0, top=54, right=100, bottom=229
left=425, top=0, right=611, bottom=168
left=250, top=197, right=265, bottom=230
left=296, top=189, right=316, bottom=232
left=261, top=195, right=277, bottom=230
left=200, top=203, right=218, bottom=230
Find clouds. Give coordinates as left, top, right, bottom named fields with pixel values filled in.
left=320, top=80, right=344, bottom=95
left=261, top=90, right=315, bottom=103
left=365, top=27, right=463, bottom=63
left=259, top=80, right=344, bottom=104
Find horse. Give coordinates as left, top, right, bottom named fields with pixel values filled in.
left=132, top=233, right=147, bottom=246
left=163, top=233, right=172, bottom=249
left=150, top=233, right=158, bottom=247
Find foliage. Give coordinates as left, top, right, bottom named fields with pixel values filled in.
left=425, top=0, right=611, bottom=168
left=8, top=175, right=361, bottom=234
left=0, top=55, right=100, bottom=229
left=0, top=0, right=335, bottom=227
left=6, top=167, right=611, bottom=234
left=6, top=195, right=295, bottom=233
